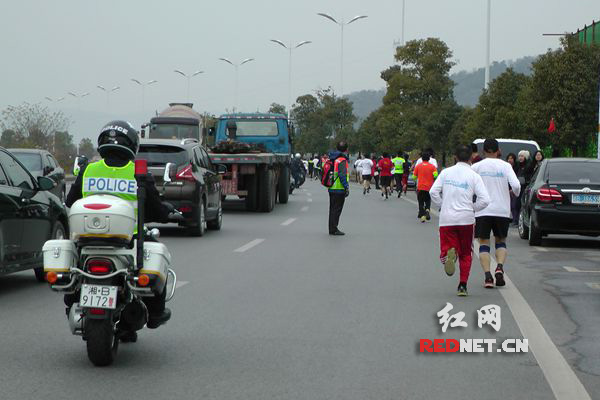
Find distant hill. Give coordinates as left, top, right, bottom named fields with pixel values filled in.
left=345, top=55, right=538, bottom=123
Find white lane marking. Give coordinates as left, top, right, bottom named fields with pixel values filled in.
left=281, top=218, right=297, bottom=226
left=175, top=280, right=189, bottom=289
left=534, top=246, right=549, bottom=252
left=301, top=206, right=309, bottom=212
left=307, top=198, right=313, bottom=203
left=307, top=192, right=312, bottom=197
left=474, top=242, right=592, bottom=400
left=563, top=266, right=600, bottom=274
left=234, top=239, right=265, bottom=253
left=585, top=282, right=600, bottom=290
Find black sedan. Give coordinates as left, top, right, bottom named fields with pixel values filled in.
left=0, top=147, right=69, bottom=281
left=518, top=158, right=600, bottom=245
left=9, top=148, right=66, bottom=201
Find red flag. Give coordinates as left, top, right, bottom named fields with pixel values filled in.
left=548, top=117, right=556, bottom=133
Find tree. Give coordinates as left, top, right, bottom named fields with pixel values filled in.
left=291, top=89, right=357, bottom=154
left=361, top=38, right=461, bottom=163
left=53, top=131, right=77, bottom=169
left=518, top=38, right=600, bottom=155
left=0, top=129, right=24, bottom=148
left=0, top=103, right=70, bottom=149
left=78, top=138, right=96, bottom=159
left=268, top=103, right=287, bottom=115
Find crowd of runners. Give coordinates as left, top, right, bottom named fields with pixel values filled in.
left=303, top=139, right=524, bottom=297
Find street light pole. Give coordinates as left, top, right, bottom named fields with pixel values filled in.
left=317, top=13, right=367, bottom=97
left=97, top=85, right=119, bottom=113
left=485, top=0, right=491, bottom=89
left=402, top=0, right=406, bottom=45
left=174, top=70, right=203, bottom=102
left=131, top=79, right=157, bottom=115
left=219, top=58, right=255, bottom=113
left=270, top=39, right=312, bottom=118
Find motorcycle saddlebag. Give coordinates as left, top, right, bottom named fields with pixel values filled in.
left=140, top=242, right=171, bottom=293
left=43, top=240, right=78, bottom=274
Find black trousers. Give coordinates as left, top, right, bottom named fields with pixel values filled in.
left=328, top=192, right=346, bottom=233
left=374, top=175, right=380, bottom=189
left=417, top=190, right=431, bottom=218
left=393, top=174, right=403, bottom=191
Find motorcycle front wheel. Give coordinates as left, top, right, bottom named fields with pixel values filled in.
left=85, top=318, right=118, bottom=366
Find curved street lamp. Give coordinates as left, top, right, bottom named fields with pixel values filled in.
left=270, top=39, right=312, bottom=118
left=219, top=58, right=255, bottom=112
left=317, top=12, right=368, bottom=96
left=131, top=78, right=157, bottom=114
left=97, top=85, right=119, bottom=112
left=173, top=70, right=203, bottom=101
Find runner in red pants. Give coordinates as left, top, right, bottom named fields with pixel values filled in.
left=430, top=145, right=490, bottom=296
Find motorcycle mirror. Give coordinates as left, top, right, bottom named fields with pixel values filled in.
left=149, top=228, right=160, bottom=240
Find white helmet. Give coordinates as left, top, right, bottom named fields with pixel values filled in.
left=295, top=153, right=301, bottom=159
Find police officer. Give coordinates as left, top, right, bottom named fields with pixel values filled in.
left=328, top=141, right=350, bottom=236
left=65, top=121, right=173, bottom=338
left=392, top=151, right=406, bottom=198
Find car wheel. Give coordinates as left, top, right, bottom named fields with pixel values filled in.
left=518, top=210, right=528, bottom=239
left=207, top=200, right=222, bottom=231
left=528, top=213, right=542, bottom=246
left=35, top=221, right=66, bottom=282
left=188, top=200, right=206, bottom=237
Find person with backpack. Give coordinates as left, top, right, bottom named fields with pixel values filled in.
left=324, top=141, right=350, bottom=236
left=378, top=153, right=394, bottom=200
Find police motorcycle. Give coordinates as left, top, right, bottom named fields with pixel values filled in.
left=43, top=158, right=181, bottom=366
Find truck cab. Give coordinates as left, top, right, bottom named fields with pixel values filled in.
left=146, top=103, right=203, bottom=143
left=214, top=113, right=291, bottom=154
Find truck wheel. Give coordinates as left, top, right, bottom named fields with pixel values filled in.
left=278, top=166, right=290, bottom=204
left=258, top=167, right=275, bottom=212
left=244, top=174, right=258, bottom=211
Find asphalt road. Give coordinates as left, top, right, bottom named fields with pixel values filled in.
left=1, top=179, right=599, bottom=400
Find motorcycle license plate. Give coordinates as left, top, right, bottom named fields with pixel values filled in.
left=80, top=284, right=118, bottom=309
left=572, top=194, right=600, bottom=205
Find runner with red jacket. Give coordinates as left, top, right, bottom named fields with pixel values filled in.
left=377, top=153, right=394, bottom=200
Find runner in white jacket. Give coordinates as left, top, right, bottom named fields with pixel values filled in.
left=430, top=145, right=490, bottom=296
left=471, top=138, right=521, bottom=288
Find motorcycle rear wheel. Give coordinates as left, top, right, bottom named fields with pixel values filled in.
left=85, top=318, right=119, bottom=366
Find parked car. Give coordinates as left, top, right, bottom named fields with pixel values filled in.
left=472, top=139, right=540, bottom=159
left=518, top=158, right=600, bottom=245
left=9, top=149, right=66, bottom=201
left=137, top=139, right=225, bottom=236
left=0, top=147, right=69, bottom=281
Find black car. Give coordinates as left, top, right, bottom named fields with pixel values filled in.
left=518, top=158, right=600, bottom=245
left=9, top=149, right=66, bottom=201
left=0, top=147, right=69, bottom=281
left=137, top=139, right=225, bottom=236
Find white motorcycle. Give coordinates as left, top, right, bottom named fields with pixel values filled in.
left=43, top=161, right=177, bottom=366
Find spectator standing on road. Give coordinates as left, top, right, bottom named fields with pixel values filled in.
left=308, top=154, right=314, bottom=178
left=471, top=143, right=483, bottom=164
left=472, top=139, right=521, bottom=288
left=517, top=150, right=531, bottom=185
left=378, top=153, right=394, bottom=200
left=430, top=145, right=490, bottom=297
left=360, top=155, right=374, bottom=195
left=506, top=153, right=520, bottom=225
left=392, top=151, right=406, bottom=198
left=530, top=150, right=545, bottom=174
left=328, top=142, right=350, bottom=236
left=313, top=155, right=322, bottom=180
left=412, top=152, right=438, bottom=222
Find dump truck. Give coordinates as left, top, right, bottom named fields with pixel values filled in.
left=208, top=113, right=292, bottom=212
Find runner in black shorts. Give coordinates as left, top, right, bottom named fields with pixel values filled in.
left=471, top=139, right=521, bottom=288
left=475, top=216, right=511, bottom=240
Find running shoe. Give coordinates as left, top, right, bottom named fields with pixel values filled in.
left=457, top=283, right=468, bottom=297
left=495, top=265, right=506, bottom=287
left=420, top=216, right=426, bottom=223
left=484, top=277, right=494, bottom=288
left=398, top=191, right=401, bottom=198
left=363, top=188, right=366, bottom=195
left=425, top=209, right=431, bottom=221
left=444, top=248, right=456, bottom=276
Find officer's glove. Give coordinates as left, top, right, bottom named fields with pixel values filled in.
left=345, top=188, right=350, bottom=198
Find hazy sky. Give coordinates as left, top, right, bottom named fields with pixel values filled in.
left=0, top=0, right=596, bottom=141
